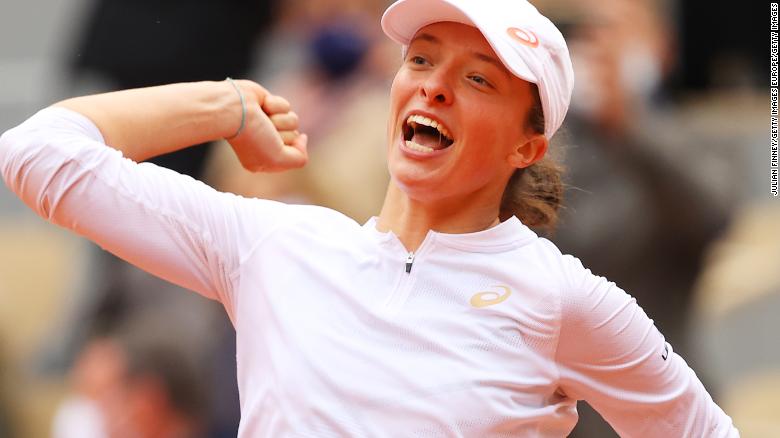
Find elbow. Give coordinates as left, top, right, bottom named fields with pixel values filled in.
left=0, top=125, right=60, bottom=219
left=0, top=126, right=24, bottom=195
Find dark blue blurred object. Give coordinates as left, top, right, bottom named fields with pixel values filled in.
left=309, top=22, right=370, bottom=80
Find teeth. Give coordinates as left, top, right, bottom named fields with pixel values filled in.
left=406, top=114, right=452, bottom=140
left=405, top=140, right=435, bottom=153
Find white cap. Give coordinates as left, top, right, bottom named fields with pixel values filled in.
left=381, top=0, right=574, bottom=139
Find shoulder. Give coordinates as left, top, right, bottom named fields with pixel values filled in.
left=518, top=236, right=592, bottom=291
left=512, top=236, right=619, bottom=323
left=529, top=239, right=636, bottom=334
left=227, top=201, right=370, bottom=270
left=284, top=203, right=362, bottom=229
left=472, top=236, right=587, bottom=323
left=244, top=201, right=364, bottom=240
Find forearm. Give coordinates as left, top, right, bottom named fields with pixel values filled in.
left=53, top=80, right=241, bottom=161
left=558, top=256, right=738, bottom=436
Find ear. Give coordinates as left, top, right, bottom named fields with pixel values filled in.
left=507, top=134, right=548, bottom=169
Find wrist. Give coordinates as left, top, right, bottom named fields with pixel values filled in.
left=224, top=78, right=246, bottom=139
left=203, top=80, right=245, bottom=141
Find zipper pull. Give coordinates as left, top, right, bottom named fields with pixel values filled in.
left=405, top=252, right=415, bottom=274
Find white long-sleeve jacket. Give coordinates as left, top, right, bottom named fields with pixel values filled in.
left=0, top=107, right=738, bottom=437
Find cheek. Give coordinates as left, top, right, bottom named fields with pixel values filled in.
left=459, top=110, right=522, bottom=170
left=389, top=75, right=400, bottom=106
left=462, top=109, right=509, bottom=152
left=387, top=70, right=418, bottom=146
left=390, top=68, right=418, bottom=106
left=388, top=76, right=403, bottom=125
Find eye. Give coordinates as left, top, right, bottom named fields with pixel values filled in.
left=468, top=75, right=493, bottom=88
left=408, top=55, right=429, bottom=66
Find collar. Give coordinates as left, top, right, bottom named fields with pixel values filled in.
left=362, top=216, right=537, bottom=254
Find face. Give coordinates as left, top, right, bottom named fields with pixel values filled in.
left=386, top=21, right=545, bottom=204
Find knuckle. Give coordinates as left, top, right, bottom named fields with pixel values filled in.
left=266, top=152, right=281, bottom=168
left=292, top=157, right=307, bottom=169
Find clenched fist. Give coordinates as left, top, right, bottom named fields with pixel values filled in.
left=225, top=80, right=308, bottom=173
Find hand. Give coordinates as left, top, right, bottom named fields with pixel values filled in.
left=226, top=80, right=308, bottom=172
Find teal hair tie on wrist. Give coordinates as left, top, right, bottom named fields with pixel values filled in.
left=225, top=77, right=246, bottom=139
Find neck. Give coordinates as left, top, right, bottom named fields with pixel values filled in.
left=376, top=182, right=503, bottom=252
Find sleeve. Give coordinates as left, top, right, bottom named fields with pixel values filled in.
left=0, top=107, right=289, bottom=322
left=555, top=255, right=739, bottom=437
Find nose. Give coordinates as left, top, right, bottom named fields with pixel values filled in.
left=419, top=69, right=454, bottom=105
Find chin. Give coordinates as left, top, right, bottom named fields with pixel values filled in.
left=389, top=168, right=446, bottom=203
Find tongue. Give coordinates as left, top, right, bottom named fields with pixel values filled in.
left=411, top=131, right=447, bottom=150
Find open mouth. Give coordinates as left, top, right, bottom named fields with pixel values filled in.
left=402, top=114, right=454, bottom=153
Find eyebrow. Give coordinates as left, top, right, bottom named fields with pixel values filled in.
left=409, top=32, right=440, bottom=45
left=409, top=32, right=511, bottom=79
left=472, top=52, right=511, bottom=79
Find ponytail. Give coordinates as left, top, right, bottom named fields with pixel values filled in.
left=499, top=83, right=564, bottom=233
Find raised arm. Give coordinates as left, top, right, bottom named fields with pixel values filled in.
left=0, top=80, right=307, bottom=322
left=54, top=79, right=307, bottom=171
left=555, top=255, right=739, bottom=437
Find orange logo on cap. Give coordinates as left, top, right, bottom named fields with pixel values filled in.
left=507, top=27, right=540, bottom=48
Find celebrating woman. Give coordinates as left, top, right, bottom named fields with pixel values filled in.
left=0, top=0, right=738, bottom=436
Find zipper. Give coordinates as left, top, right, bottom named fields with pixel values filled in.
left=382, top=236, right=433, bottom=315
left=382, top=249, right=423, bottom=315
left=405, top=251, right=415, bottom=274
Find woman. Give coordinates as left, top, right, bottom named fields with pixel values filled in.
left=0, top=0, right=737, bottom=436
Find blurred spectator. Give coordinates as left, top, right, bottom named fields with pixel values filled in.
left=546, top=0, right=734, bottom=352
left=52, top=315, right=207, bottom=438
left=45, top=257, right=235, bottom=437
left=535, top=0, right=740, bottom=435
left=208, top=0, right=396, bottom=223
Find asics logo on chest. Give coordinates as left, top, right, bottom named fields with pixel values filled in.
left=470, top=285, right=512, bottom=308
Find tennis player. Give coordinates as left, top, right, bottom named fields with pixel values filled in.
left=0, top=0, right=738, bottom=436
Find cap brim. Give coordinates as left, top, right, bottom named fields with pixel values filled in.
left=382, top=0, right=473, bottom=45
left=381, top=0, right=537, bottom=84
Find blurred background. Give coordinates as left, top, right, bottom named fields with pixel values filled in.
left=0, top=0, right=772, bottom=437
